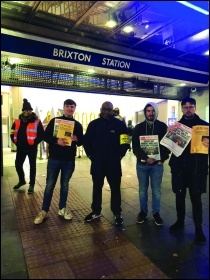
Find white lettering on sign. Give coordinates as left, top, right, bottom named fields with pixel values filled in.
left=102, top=58, right=130, bottom=69
left=53, top=48, right=91, bottom=62
left=168, top=119, right=177, bottom=126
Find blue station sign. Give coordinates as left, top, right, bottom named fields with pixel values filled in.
left=1, top=29, right=209, bottom=85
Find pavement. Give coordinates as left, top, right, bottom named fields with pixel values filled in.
left=1, top=147, right=209, bottom=279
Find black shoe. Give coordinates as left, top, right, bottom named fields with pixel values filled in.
left=195, top=228, right=206, bottom=245
left=13, top=181, right=26, bottom=190
left=169, top=220, right=184, bottom=233
left=28, top=185, right=34, bottom=194
left=84, top=212, right=101, bottom=222
left=115, top=214, right=123, bottom=226
left=136, top=211, right=147, bottom=224
left=153, top=212, right=163, bottom=226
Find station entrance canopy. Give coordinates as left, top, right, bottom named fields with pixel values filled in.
left=1, top=28, right=208, bottom=100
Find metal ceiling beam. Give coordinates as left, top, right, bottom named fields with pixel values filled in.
left=67, top=1, right=98, bottom=31
left=25, top=1, right=43, bottom=23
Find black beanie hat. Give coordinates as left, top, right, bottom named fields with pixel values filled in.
left=22, top=98, right=33, bottom=111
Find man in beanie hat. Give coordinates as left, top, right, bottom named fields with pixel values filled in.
left=34, top=98, right=83, bottom=224
left=10, top=98, right=44, bottom=194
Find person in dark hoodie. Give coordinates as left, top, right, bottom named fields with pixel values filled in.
left=34, top=99, right=83, bottom=224
left=10, top=98, right=44, bottom=194
left=132, top=102, right=170, bottom=226
left=83, top=101, right=129, bottom=226
left=168, top=97, right=209, bottom=245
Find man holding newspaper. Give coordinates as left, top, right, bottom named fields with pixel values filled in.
left=34, top=99, right=83, bottom=224
left=166, top=97, right=209, bottom=245
left=132, top=102, right=171, bottom=226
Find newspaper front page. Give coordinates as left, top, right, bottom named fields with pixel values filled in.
left=140, top=135, right=160, bottom=161
left=190, top=125, right=209, bottom=154
left=53, top=119, right=75, bottom=146
left=160, top=122, right=192, bottom=157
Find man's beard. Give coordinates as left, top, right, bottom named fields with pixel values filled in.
left=184, top=114, right=194, bottom=119
left=146, top=116, right=154, bottom=121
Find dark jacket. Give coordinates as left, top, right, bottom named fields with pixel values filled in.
left=127, top=124, right=134, bottom=136
left=44, top=115, right=83, bottom=161
left=83, top=115, right=129, bottom=176
left=132, top=119, right=170, bottom=164
left=169, top=114, right=209, bottom=194
left=10, top=112, right=44, bottom=151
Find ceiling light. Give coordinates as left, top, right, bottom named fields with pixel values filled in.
left=106, top=20, right=117, bottom=28
left=87, top=69, right=95, bottom=73
left=191, top=29, right=209, bottom=41
left=9, top=58, right=21, bottom=64
left=105, top=1, right=116, bottom=8
left=176, top=1, right=209, bottom=15
left=122, top=26, right=134, bottom=33
left=106, top=12, right=118, bottom=28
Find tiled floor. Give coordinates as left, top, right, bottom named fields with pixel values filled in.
left=1, top=147, right=209, bottom=279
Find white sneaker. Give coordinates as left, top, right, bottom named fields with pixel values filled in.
left=34, top=211, right=47, bottom=224
left=58, top=208, right=72, bottom=220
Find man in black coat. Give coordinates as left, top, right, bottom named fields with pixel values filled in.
left=83, top=101, right=129, bottom=226
left=169, top=97, right=209, bottom=245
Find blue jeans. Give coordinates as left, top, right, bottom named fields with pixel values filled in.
left=136, top=163, right=164, bottom=214
left=42, top=158, right=75, bottom=212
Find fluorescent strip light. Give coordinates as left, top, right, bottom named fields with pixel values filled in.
left=176, top=1, right=209, bottom=15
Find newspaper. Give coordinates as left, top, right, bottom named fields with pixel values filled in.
left=140, top=135, right=160, bottom=161
left=160, top=122, right=192, bottom=157
left=190, top=125, right=209, bottom=154
left=53, top=119, right=75, bottom=146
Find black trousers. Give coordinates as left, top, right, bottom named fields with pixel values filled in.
left=175, top=188, right=202, bottom=228
left=15, top=148, right=38, bottom=186
left=91, top=174, right=122, bottom=215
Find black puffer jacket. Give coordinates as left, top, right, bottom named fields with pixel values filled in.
left=169, top=114, right=209, bottom=194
